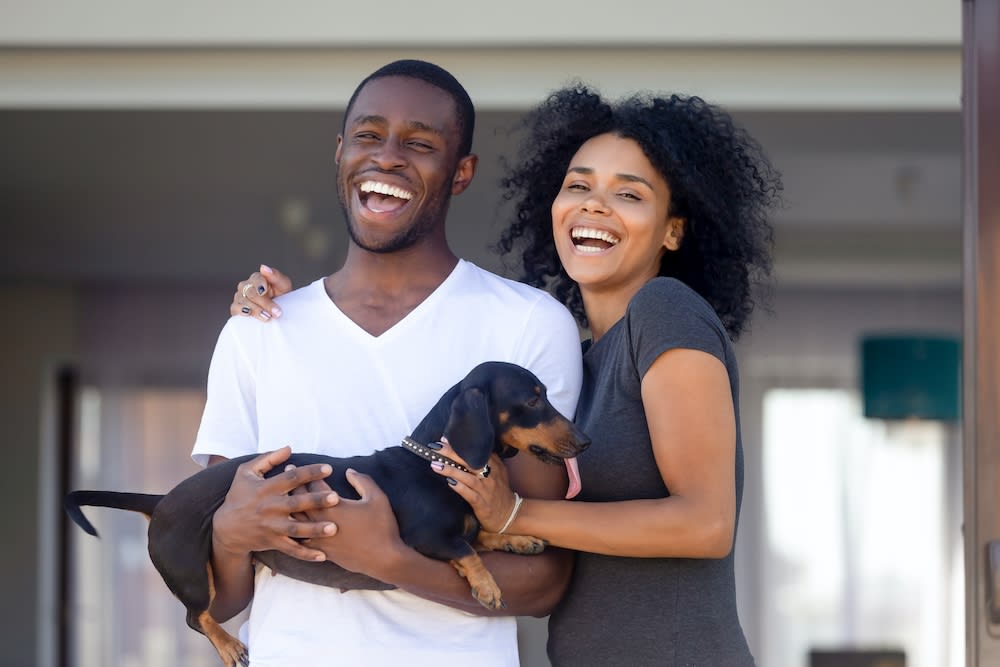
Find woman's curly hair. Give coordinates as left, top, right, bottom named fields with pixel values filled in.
left=496, top=85, right=782, bottom=340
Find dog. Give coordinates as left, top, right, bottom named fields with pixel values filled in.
left=65, top=361, right=590, bottom=667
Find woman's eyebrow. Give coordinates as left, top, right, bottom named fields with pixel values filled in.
left=567, top=166, right=653, bottom=189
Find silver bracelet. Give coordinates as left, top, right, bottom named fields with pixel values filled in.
left=498, top=492, right=524, bottom=534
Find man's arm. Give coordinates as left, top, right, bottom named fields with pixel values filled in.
left=296, top=452, right=573, bottom=616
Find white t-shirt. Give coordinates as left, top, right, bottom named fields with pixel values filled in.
left=192, top=259, right=583, bottom=667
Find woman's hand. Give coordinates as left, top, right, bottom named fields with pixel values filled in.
left=429, top=443, right=521, bottom=534
left=230, top=264, right=293, bottom=321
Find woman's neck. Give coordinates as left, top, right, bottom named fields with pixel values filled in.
left=581, top=275, right=663, bottom=342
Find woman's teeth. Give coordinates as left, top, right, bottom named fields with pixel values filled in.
left=571, top=227, right=620, bottom=252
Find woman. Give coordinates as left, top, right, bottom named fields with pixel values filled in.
left=231, top=86, right=780, bottom=665
left=431, top=86, right=780, bottom=666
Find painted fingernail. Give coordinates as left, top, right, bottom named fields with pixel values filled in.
left=261, top=264, right=273, bottom=274
left=260, top=311, right=271, bottom=320
left=241, top=306, right=251, bottom=314
left=431, top=461, right=444, bottom=472
left=447, top=478, right=458, bottom=486
left=426, top=441, right=443, bottom=450
left=272, top=306, right=282, bottom=318
left=323, top=523, right=336, bottom=534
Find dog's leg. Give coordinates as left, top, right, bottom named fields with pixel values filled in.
left=185, top=562, right=248, bottom=667
left=192, top=610, right=248, bottom=667
left=475, top=530, right=547, bottom=555
left=449, top=550, right=506, bottom=611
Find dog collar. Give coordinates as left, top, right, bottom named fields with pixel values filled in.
left=400, top=436, right=491, bottom=478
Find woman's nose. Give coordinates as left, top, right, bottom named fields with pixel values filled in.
left=581, top=194, right=609, bottom=214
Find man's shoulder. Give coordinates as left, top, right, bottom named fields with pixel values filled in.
left=457, top=261, right=560, bottom=308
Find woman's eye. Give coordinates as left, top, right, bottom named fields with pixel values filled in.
left=620, top=192, right=641, bottom=201
left=567, top=183, right=588, bottom=191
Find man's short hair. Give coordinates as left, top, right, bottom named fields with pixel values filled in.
left=343, top=59, right=476, bottom=157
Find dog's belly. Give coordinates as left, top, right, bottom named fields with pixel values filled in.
left=253, top=550, right=397, bottom=591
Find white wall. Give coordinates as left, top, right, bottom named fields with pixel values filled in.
left=0, top=0, right=960, bottom=46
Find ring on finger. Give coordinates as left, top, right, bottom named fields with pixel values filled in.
left=241, top=283, right=253, bottom=298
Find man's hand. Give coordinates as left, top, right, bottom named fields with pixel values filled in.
left=212, top=446, right=340, bottom=563
left=230, top=264, right=293, bottom=321
left=292, top=469, right=409, bottom=579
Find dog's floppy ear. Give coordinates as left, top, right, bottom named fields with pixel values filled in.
left=442, top=387, right=494, bottom=470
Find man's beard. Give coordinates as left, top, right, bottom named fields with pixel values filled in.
left=337, top=181, right=449, bottom=254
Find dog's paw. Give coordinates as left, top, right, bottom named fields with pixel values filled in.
left=501, top=535, right=547, bottom=555
left=213, top=638, right=248, bottom=667
left=471, top=583, right=507, bottom=611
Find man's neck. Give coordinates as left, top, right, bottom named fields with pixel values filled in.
left=324, top=243, right=459, bottom=337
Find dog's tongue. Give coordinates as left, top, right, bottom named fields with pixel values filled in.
left=564, top=458, right=582, bottom=499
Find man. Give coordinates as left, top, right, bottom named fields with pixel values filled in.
left=191, top=60, right=582, bottom=666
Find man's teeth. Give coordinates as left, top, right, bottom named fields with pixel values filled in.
left=359, top=181, right=414, bottom=200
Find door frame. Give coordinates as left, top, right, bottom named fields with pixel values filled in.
left=962, top=0, right=1000, bottom=664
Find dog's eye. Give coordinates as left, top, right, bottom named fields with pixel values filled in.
left=526, top=397, right=540, bottom=408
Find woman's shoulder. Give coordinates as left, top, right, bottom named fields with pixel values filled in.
left=627, top=277, right=729, bottom=344
left=631, top=277, right=714, bottom=317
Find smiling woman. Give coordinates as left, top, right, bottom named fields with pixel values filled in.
left=429, top=86, right=783, bottom=666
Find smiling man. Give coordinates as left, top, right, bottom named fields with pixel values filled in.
left=191, top=60, right=583, bottom=667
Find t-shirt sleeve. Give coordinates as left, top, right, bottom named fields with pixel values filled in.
left=511, top=294, right=584, bottom=421
left=191, top=317, right=261, bottom=467
left=626, top=278, right=730, bottom=379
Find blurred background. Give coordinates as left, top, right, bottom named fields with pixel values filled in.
left=0, top=2, right=972, bottom=666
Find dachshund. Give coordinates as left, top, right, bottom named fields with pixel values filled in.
left=65, top=361, right=590, bottom=667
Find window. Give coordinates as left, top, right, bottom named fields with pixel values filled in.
left=760, top=388, right=963, bottom=667
left=66, top=386, right=236, bottom=667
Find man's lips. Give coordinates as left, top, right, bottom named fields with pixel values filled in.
left=359, top=180, right=414, bottom=200
left=356, top=180, right=415, bottom=216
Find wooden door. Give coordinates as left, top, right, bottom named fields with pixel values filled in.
left=963, top=0, right=1000, bottom=664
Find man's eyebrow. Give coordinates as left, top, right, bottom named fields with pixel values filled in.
left=567, top=166, right=654, bottom=189
left=346, top=115, right=444, bottom=138
left=406, top=121, right=445, bottom=137
left=348, top=114, right=387, bottom=128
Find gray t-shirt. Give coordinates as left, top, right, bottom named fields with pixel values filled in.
left=547, top=277, right=754, bottom=667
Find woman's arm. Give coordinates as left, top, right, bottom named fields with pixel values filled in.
left=439, top=347, right=737, bottom=559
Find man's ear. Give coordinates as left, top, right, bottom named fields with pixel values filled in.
left=662, top=217, right=685, bottom=251
left=335, top=135, right=343, bottom=164
left=451, top=154, right=478, bottom=196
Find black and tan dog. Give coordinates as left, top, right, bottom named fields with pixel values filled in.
left=65, top=361, right=589, bottom=667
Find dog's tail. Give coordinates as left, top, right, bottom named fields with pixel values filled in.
left=64, top=490, right=164, bottom=538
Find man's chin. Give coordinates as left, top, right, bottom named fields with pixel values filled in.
left=346, top=225, right=421, bottom=255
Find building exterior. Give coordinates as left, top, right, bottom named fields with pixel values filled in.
left=0, top=3, right=964, bottom=666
